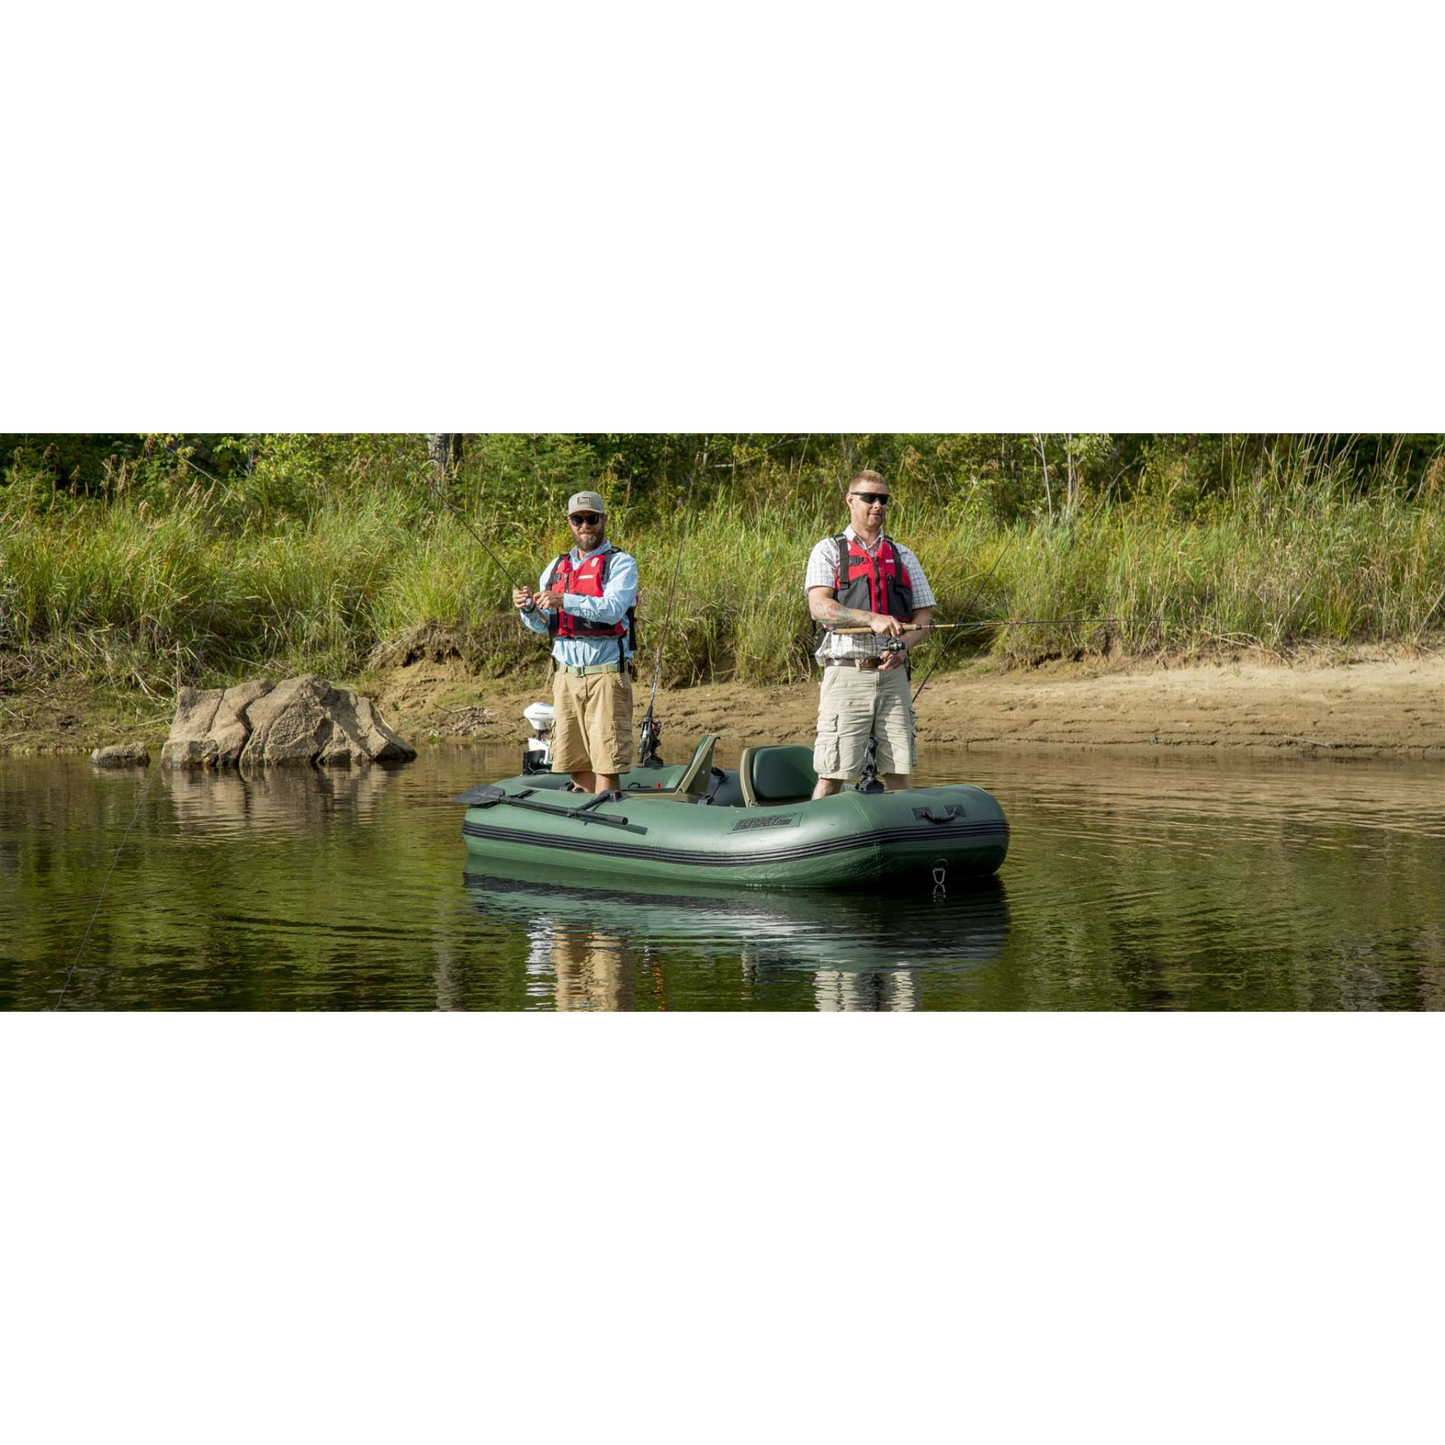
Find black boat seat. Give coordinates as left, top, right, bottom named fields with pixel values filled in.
left=703, top=769, right=745, bottom=806
left=738, top=745, right=817, bottom=807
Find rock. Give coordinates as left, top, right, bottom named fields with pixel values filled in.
left=162, top=679, right=271, bottom=769
left=242, top=674, right=335, bottom=766
left=318, top=688, right=416, bottom=766
left=91, top=742, right=150, bottom=768
left=161, top=674, right=416, bottom=769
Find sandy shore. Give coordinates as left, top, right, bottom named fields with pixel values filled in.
left=365, top=641, right=1445, bottom=762
left=3, top=641, right=1442, bottom=760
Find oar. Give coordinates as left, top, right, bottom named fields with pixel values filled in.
left=454, top=783, right=649, bottom=834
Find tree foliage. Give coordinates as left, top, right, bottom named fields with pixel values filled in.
left=4, top=432, right=1441, bottom=532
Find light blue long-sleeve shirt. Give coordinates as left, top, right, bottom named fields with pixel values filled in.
left=519, top=541, right=639, bottom=665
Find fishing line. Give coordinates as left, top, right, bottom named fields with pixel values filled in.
left=911, top=532, right=1018, bottom=708
left=54, top=445, right=232, bottom=1011
left=54, top=760, right=161, bottom=1009
left=446, top=501, right=528, bottom=594
left=638, top=437, right=710, bottom=763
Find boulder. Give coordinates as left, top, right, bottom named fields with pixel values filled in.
left=91, top=742, right=150, bottom=768
left=162, top=679, right=271, bottom=768
left=161, top=674, right=416, bottom=769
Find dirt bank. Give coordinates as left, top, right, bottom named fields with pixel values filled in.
left=365, top=642, right=1444, bottom=761
left=3, top=641, right=1442, bottom=761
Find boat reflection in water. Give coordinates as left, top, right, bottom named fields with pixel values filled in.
left=463, top=861, right=1011, bottom=1012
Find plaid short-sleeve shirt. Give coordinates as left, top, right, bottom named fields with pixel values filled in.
left=804, top=527, right=935, bottom=662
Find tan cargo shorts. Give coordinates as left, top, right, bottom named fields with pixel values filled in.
left=551, top=667, right=633, bottom=775
left=813, top=664, right=917, bottom=781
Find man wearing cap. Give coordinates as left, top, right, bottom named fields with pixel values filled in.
left=513, top=491, right=638, bottom=794
left=804, top=470, right=935, bottom=798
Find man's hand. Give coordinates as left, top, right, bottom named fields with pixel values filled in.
left=878, top=647, right=908, bottom=671
left=534, top=589, right=565, bottom=611
left=869, top=613, right=905, bottom=637
left=513, top=586, right=535, bottom=610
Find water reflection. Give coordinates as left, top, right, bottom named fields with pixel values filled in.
left=161, top=762, right=408, bottom=838
left=530, top=924, right=640, bottom=1012
left=2, top=746, right=1440, bottom=1010
left=461, top=865, right=1010, bottom=1011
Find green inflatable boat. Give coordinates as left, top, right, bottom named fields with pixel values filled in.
left=455, top=735, right=1009, bottom=890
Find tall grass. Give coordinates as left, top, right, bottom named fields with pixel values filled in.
left=2, top=455, right=1442, bottom=695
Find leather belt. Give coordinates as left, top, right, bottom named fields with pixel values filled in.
left=823, top=657, right=882, bottom=670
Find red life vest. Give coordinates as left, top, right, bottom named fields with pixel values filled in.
left=545, top=545, right=636, bottom=662
left=832, top=533, right=914, bottom=623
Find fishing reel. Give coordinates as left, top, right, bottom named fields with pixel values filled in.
left=879, top=637, right=906, bottom=656
left=637, top=711, right=665, bottom=767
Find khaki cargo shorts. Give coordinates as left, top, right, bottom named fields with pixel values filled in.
left=813, top=664, right=917, bottom=781
left=551, top=667, right=633, bottom=775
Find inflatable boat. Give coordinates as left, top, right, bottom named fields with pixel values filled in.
left=454, top=734, right=1009, bottom=890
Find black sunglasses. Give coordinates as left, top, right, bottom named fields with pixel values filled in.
left=849, top=491, right=890, bottom=505
left=569, top=512, right=602, bottom=525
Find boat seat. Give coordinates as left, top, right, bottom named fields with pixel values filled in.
left=645, top=733, right=720, bottom=802
left=702, top=769, right=745, bottom=806
left=738, top=745, right=818, bottom=807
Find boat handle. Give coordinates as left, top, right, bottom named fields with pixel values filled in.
left=913, top=804, right=962, bottom=824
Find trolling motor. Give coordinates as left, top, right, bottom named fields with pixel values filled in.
left=520, top=701, right=554, bottom=774
left=637, top=708, right=665, bottom=767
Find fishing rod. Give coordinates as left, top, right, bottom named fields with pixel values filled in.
left=909, top=533, right=1018, bottom=708
left=638, top=439, right=709, bottom=766
left=446, top=500, right=528, bottom=594
left=833, top=616, right=1120, bottom=633
left=851, top=536, right=1018, bottom=792
left=843, top=534, right=1017, bottom=791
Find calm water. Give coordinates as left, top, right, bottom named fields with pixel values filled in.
left=2, top=745, right=1441, bottom=1010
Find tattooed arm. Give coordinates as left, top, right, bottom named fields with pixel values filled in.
left=807, top=587, right=905, bottom=636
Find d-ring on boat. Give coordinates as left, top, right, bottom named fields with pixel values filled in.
left=455, top=732, right=1009, bottom=890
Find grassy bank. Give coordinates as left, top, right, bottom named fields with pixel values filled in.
left=2, top=434, right=1443, bottom=699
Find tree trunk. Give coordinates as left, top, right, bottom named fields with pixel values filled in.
left=1064, top=433, right=1079, bottom=522
left=426, top=433, right=464, bottom=501
left=1033, top=433, right=1053, bottom=521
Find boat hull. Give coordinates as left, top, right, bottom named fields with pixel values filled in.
left=460, top=775, right=1008, bottom=890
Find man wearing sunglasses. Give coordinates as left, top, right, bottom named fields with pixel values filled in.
left=804, top=470, right=935, bottom=797
left=513, top=490, right=638, bottom=794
